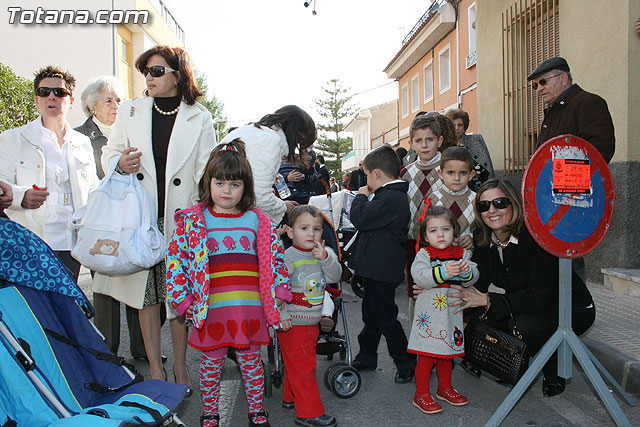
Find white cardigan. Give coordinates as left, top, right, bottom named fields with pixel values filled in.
left=220, top=124, right=289, bottom=223
left=96, top=97, right=216, bottom=309
left=0, top=117, right=99, bottom=240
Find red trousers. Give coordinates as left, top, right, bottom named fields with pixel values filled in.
left=277, top=325, right=325, bottom=418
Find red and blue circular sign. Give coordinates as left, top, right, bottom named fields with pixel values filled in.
left=522, top=135, right=615, bottom=258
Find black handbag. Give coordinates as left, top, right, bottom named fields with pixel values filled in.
left=463, top=295, right=528, bottom=385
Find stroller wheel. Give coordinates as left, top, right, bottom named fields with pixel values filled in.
left=329, top=365, right=361, bottom=398
left=263, top=361, right=272, bottom=398
left=350, top=275, right=365, bottom=298
left=324, top=362, right=347, bottom=391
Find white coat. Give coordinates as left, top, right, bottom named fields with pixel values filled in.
left=95, top=97, right=216, bottom=309
left=220, top=125, right=289, bottom=223
left=0, top=117, right=99, bottom=239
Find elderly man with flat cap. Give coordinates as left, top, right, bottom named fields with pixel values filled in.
left=528, top=56, right=615, bottom=163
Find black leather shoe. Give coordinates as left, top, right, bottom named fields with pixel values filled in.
left=295, top=414, right=337, bottom=427
left=352, top=360, right=376, bottom=372
left=542, top=377, right=566, bottom=397
left=460, top=359, right=481, bottom=378
left=394, top=368, right=414, bottom=383
left=248, top=411, right=270, bottom=426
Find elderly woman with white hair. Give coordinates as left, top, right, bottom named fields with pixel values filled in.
left=74, top=76, right=124, bottom=178
left=74, top=76, right=148, bottom=361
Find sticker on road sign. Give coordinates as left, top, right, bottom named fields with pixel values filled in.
left=552, top=159, right=590, bottom=194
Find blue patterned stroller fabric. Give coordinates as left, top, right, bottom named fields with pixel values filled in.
left=0, top=218, right=89, bottom=307
left=0, top=218, right=186, bottom=426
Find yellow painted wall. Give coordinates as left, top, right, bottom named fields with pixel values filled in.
left=477, top=0, right=638, bottom=169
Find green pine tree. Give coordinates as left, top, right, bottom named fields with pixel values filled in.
left=0, top=63, right=39, bottom=132
left=195, top=69, right=227, bottom=141
left=314, top=79, right=356, bottom=178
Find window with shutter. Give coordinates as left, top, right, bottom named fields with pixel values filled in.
left=502, top=0, right=559, bottom=173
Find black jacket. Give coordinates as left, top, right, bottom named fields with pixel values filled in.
left=348, top=169, right=367, bottom=191
left=74, top=117, right=108, bottom=179
left=349, top=181, right=410, bottom=283
left=472, top=225, right=593, bottom=322
left=537, top=84, right=615, bottom=163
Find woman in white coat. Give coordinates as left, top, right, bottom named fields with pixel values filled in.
left=220, top=105, right=317, bottom=224
left=99, top=46, right=215, bottom=389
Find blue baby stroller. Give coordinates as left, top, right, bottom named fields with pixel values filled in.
left=0, top=218, right=187, bottom=426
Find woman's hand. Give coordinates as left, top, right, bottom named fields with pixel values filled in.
left=453, top=234, right=474, bottom=250
left=412, top=283, right=423, bottom=299
left=287, top=170, right=304, bottom=182
left=448, top=285, right=489, bottom=314
left=186, top=302, right=195, bottom=316
left=21, top=187, right=49, bottom=209
left=118, top=147, right=142, bottom=174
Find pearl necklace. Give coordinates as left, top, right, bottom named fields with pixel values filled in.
left=493, top=232, right=510, bottom=248
left=153, top=100, right=180, bottom=116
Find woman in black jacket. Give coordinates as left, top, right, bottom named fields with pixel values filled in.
left=449, top=179, right=595, bottom=397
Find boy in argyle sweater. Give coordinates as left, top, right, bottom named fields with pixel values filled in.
left=400, top=114, right=444, bottom=295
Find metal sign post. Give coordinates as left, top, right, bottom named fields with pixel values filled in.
left=486, top=135, right=635, bottom=427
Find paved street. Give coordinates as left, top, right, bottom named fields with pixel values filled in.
left=78, top=269, right=640, bottom=426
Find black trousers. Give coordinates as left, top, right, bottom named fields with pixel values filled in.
left=355, top=277, right=413, bottom=370
left=484, top=302, right=596, bottom=379
left=55, top=250, right=81, bottom=281
left=92, top=292, right=146, bottom=358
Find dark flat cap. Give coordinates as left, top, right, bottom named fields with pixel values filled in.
left=527, top=57, right=570, bottom=81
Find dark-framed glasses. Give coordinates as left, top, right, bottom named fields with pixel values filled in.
left=477, top=197, right=512, bottom=213
left=142, top=65, right=176, bottom=77
left=35, top=87, right=71, bottom=97
left=532, top=73, right=563, bottom=90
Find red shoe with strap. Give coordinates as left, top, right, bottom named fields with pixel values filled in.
left=412, top=394, right=443, bottom=414
left=436, top=388, right=468, bottom=406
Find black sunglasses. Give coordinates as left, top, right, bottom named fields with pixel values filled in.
left=532, top=73, right=563, bottom=90
left=36, top=87, right=71, bottom=98
left=142, top=65, right=176, bottom=78
left=477, top=197, right=512, bottom=213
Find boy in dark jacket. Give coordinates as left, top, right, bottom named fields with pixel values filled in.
left=349, top=146, right=414, bottom=383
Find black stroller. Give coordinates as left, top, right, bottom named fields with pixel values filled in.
left=265, top=193, right=361, bottom=399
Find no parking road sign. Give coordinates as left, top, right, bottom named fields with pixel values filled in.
left=522, top=135, right=615, bottom=258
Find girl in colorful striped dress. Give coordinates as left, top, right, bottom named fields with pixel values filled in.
left=166, top=140, right=291, bottom=427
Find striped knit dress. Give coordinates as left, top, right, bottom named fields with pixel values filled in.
left=188, top=207, right=270, bottom=351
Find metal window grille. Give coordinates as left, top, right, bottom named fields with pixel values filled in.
left=502, top=0, right=559, bottom=173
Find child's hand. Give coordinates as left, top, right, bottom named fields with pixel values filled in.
left=280, top=319, right=292, bottom=332
left=458, top=260, right=470, bottom=274
left=276, top=225, right=290, bottom=238
left=312, top=240, right=327, bottom=260
left=275, top=297, right=285, bottom=309
left=357, top=185, right=371, bottom=197
left=186, top=303, right=195, bottom=316
left=453, top=234, right=474, bottom=250
left=445, top=260, right=464, bottom=276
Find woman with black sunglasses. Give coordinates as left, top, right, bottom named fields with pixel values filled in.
left=98, top=46, right=216, bottom=393
left=448, top=178, right=595, bottom=397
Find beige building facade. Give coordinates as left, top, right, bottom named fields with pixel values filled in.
left=0, top=0, right=185, bottom=126
left=384, top=0, right=479, bottom=148
left=476, top=0, right=640, bottom=279
left=342, top=100, right=399, bottom=172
